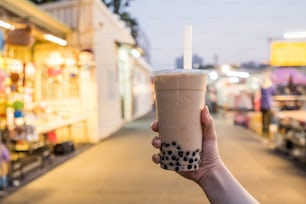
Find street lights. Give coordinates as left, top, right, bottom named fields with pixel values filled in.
left=283, top=31, right=306, bottom=39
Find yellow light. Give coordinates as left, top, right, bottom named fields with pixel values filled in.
left=25, top=62, right=36, bottom=76
left=0, top=20, right=13, bottom=29
left=221, top=64, right=231, bottom=73
left=131, top=48, right=141, bottom=58
left=44, top=34, right=67, bottom=46
left=46, top=52, right=64, bottom=67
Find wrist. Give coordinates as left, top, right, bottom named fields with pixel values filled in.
left=196, top=159, right=224, bottom=185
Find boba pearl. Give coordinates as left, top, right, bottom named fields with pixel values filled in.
left=160, top=141, right=201, bottom=172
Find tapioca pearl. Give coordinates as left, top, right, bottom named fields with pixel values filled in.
left=165, top=156, right=169, bottom=160
left=171, top=155, right=177, bottom=161
left=189, top=158, right=194, bottom=163
left=194, top=158, right=198, bottom=162
left=187, top=165, right=193, bottom=170
left=161, top=156, right=164, bottom=161
left=196, top=148, right=200, bottom=152
left=194, top=165, right=198, bottom=169
left=175, top=161, right=180, bottom=166
left=178, top=151, right=184, bottom=157
left=177, top=145, right=181, bottom=150
left=175, top=167, right=179, bottom=172
left=192, top=152, right=196, bottom=157
left=171, top=141, right=176, bottom=146
left=165, top=143, right=170, bottom=148
left=163, top=164, right=168, bottom=169
left=169, top=162, right=174, bottom=166
left=186, top=151, right=190, bottom=156
left=183, top=157, right=188, bottom=162
left=167, top=150, right=172, bottom=155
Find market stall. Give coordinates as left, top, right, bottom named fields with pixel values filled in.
left=0, top=1, right=90, bottom=187
left=274, top=110, right=306, bottom=163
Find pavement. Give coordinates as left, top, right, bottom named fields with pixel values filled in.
left=0, top=111, right=305, bottom=204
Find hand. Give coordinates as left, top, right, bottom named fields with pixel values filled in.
left=151, top=105, right=221, bottom=183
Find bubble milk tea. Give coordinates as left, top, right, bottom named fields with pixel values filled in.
left=153, top=69, right=207, bottom=172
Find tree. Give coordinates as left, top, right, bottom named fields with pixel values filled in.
left=120, top=12, right=138, bottom=39
left=101, top=0, right=138, bottom=40
left=102, top=0, right=133, bottom=14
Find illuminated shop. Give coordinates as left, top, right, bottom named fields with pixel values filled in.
left=0, top=0, right=89, bottom=184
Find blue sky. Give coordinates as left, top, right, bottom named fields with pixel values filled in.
left=128, top=0, right=306, bottom=69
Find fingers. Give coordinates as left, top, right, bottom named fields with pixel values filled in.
left=151, top=121, right=159, bottom=132
left=151, top=136, right=161, bottom=148
left=152, top=154, right=160, bottom=164
left=151, top=136, right=161, bottom=164
left=201, top=105, right=217, bottom=141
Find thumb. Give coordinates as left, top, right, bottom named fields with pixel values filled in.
left=201, top=106, right=217, bottom=141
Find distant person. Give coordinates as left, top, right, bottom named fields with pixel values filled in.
left=284, top=75, right=297, bottom=95
left=151, top=106, right=259, bottom=204
left=260, top=76, right=275, bottom=137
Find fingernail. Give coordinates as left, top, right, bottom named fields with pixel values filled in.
left=152, top=154, right=160, bottom=163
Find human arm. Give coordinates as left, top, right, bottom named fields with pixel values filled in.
left=151, top=106, right=259, bottom=204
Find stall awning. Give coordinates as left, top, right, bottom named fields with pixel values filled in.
left=0, top=0, right=72, bottom=38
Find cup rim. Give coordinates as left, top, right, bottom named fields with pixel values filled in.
left=151, top=69, right=209, bottom=76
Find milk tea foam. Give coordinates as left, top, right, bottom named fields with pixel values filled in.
left=153, top=69, right=207, bottom=171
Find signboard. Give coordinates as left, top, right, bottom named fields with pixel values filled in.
left=270, top=41, right=306, bottom=66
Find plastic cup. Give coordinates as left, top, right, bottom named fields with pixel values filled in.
left=152, top=69, right=207, bottom=171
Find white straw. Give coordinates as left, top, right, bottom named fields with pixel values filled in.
left=184, top=25, right=192, bottom=69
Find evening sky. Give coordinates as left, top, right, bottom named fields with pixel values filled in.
left=128, top=0, right=306, bottom=69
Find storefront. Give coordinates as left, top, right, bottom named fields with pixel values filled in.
left=0, top=0, right=89, bottom=188
left=40, top=0, right=153, bottom=141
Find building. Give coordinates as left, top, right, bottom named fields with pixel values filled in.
left=175, top=54, right=204, bottom=69
left=0, top=0, right=153, bottom=186
left=38, top=0, right=153, bottom=142
left=0, top=0, right=153, bottom=144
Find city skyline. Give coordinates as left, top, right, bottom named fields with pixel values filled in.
left=128, top=0, right=306, bottom=70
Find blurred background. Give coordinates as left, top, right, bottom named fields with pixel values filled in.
left=0, top=0, right=305, bottom=203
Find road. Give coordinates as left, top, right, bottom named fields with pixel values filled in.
left=1, top=111, right=306, bottom=204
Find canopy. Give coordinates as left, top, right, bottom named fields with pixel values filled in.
left=271, top=67, right=306, bottom=85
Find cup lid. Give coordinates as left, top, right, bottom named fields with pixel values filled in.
left=152, top=69, right=208, bottom=76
